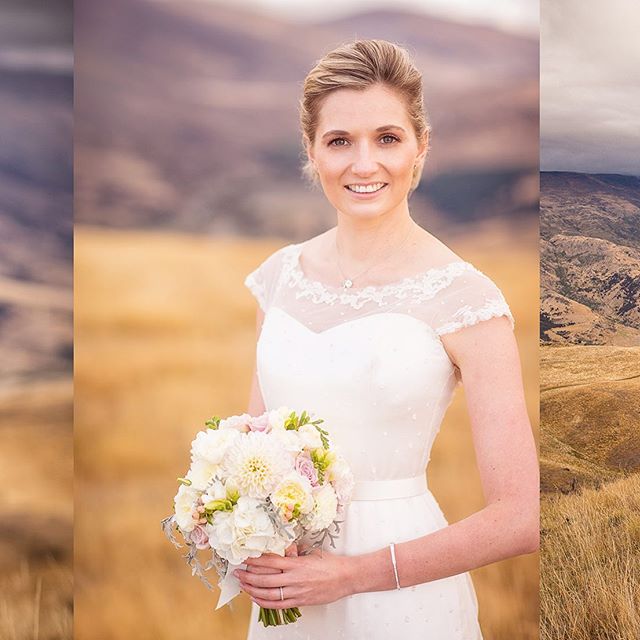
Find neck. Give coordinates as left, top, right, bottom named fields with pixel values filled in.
left=333, top=205, right=416, bottom=266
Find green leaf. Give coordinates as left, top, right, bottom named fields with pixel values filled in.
left=205, top=415, right=221, bottom=430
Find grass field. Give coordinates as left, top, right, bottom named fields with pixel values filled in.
left=541, top=473, right=640, bottom=639
left=540, top=345, right=640, bottom=639
left=74, top=221, right=539, bottom=639
left=0, top=379, right=73, bottom=640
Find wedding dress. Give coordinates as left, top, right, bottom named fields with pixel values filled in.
left=242, top=241, right=515, bottom=640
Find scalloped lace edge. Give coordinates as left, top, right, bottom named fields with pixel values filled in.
left=435, top=300, right=515, bottom=335
left=244, top=271, right=267, bottom=312
left=282, top=244, right=483, bottom=310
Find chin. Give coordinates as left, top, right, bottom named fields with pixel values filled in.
left=339, top=197, right=405, bottom=217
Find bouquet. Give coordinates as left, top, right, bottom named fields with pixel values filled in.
left=161, top=406, right=354, bottom=627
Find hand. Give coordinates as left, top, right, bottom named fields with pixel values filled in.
left=235, top=545, right=354, bottom=610
left=236, top=542, right=297, bottom=597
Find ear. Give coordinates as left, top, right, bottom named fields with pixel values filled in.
left=305, top=138, right=315, bottom=165
left=416, top=130, right=429, bottom=164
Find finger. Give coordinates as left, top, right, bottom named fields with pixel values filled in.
left=245, top=565, right=282, bottom=575
left=245, top=555, right=293, bottom=571
left=236, top=569, right=290, bottom=588
left=248, top=593, right=298, bottom=610
left=242, top=583, right=297, bottom=603
left=285, top=542, right=298, bottom=557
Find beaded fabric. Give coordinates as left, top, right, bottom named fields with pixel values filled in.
left=244, top=242, right=514, bottom=337
left=243, top=240, right=508, bottom=639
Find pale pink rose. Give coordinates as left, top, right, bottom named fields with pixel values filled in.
left=187, top=524, right=210, bottom=550
left=295, top=453, right=319, bottom=487
left=248, top=413, right=271, bottom=433
left=223, top=414, right=251, bottom=433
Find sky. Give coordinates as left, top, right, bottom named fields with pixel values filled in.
left=541, top=0, right=640, bottom=175
left=207, top=0, right=538, bottom=36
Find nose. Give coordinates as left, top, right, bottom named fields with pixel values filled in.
left=351, top=140, right=378, bottom=176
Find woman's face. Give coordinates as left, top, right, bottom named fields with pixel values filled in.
left=307, top=83, right=427, bottom=219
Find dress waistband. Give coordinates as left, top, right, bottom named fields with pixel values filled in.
left=350, top=474, right=428, bottom=501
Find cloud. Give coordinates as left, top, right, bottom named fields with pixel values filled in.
left=541, top=0, right=640, bottom=174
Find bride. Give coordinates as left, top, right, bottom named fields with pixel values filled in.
left=239, top=39, right=539, bottom=639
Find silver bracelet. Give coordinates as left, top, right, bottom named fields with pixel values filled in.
left=389, top=542, right=401, bottom=589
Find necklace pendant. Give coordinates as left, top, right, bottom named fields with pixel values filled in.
left=342, top=278, right=353, bottom=289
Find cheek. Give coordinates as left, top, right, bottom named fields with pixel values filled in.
left=387, top=151, right=417, bottom=175
left=317, top=155, right=346, bottom=179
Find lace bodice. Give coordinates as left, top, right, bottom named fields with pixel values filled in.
left=244, top=240, right=491, bottom=640
left=244, top=242, right=514, bottom=337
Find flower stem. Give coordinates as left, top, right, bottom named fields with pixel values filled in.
left=258, top=606, right=302, bottom=626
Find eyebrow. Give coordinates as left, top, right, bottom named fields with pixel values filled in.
left=320, top=125, right=406, bottom=140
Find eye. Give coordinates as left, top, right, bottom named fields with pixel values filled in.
left=328, top=137, right=348, bottom=147
left=380, top=133, right=400, bottom=144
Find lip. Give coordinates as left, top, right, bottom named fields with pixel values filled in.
left=344, top=182, right=388, bottom=198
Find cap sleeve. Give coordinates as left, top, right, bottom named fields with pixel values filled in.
left=243, top=246, right=286, bottom=313
left=431, top=266, right=515, bottom=336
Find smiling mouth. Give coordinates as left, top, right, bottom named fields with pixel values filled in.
left=344, top=182, right=388, bottom=194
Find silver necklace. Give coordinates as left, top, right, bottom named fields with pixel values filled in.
left=335, top=223, right=416, bottom=290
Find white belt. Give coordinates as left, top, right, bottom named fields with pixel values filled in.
left=350, top=474, right=428, bottom=501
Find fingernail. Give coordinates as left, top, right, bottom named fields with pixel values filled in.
left=233, top=571, right=240, bottom=577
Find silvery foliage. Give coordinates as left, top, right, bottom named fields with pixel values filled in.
left=161, top=514, right=221, bottom=591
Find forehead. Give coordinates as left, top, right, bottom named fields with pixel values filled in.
left=316, top=84, right=410, bottom=131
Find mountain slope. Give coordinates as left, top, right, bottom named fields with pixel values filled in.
left=74, top=0, right=538, bottom=235
left=540, top=344, right=640, bottom=493
left=540, top=171, right=640, bottom=345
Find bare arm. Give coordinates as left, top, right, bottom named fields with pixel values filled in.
left=347, top=315, right=539, bottom=594
left=247, top=306, right=267, bottom=416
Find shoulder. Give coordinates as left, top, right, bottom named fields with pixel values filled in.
left=296, top=228, right=336, bottom=273
left=433, top=262, right=515, bottom=371
left=243, top=242, right=298, bottom=312
left=430, top=259, right=514, bottom=335
left=410, top=228, right=464, bottom=270
left=246, top=242, right=297, bottom=274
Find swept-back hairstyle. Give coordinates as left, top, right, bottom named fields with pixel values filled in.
left=299, top=39, right=431, bottom=194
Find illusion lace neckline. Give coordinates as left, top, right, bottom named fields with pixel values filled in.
left=287, top=242, right=471, bottom=293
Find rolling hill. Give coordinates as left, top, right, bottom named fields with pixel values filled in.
left=0, top=2, right=73, bottom=638
left=540, top=171, right=640, bottom=345
left=74, top=0, right=538, bottom=236
left=540, top=344, right=640, bottom=493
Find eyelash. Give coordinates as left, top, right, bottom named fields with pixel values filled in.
left=327, top=134, right=400, bottom=147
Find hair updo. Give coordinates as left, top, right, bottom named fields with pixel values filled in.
left=298, top=39, right=431, bottom=194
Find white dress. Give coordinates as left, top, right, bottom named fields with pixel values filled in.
left=242, top=241, right=515, bottom=640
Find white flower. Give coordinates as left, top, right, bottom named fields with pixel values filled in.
left=298, top=423, right=323, bottom=450
left=174, top=484, right=200, bottom=533
left=304, top=484, right=338, bottom=533
left=185, top=458, right=218, bottom=491
left=266, top=522, right=297, bottom=556
left=206, top=496, right=292, bottom=565
left=326, top=455, right=355, bottom=504
left=267, top=406, right=293, bottom=431
left=190, top=428, right=240, bottom=465
left=271, top=471, right=314, bottom=521
left=219, top=413, right=252, bottom=432
left=202, top=478, right=227, bottom=503
left=221, top=431, right=292, bottom=499
left=272, top=428, right=304, bottom=455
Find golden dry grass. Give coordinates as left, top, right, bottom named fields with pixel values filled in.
left=74, top=221, right=539, bottom=639
left=541, top=474, right=640, bottom=640
left=540, top=345, right=640, bottom=639
left=540, top=345, right=640, bottom=493
left=0, top=558, right=73, bottom=640
left=0, top=378, right=73, bottom=640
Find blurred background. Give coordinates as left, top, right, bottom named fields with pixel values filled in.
left=0, top=0, right=73, bottom=638
left=74, top=0, right=539, bottom=638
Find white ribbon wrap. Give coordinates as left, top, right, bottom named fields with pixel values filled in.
left=215, top=561, right=247, bottom=610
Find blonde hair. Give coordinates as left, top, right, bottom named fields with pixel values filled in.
left=298, top=39, right=431, bottom=194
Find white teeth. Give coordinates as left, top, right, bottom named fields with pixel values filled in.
left=346, top=182, right=386, bottom=193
